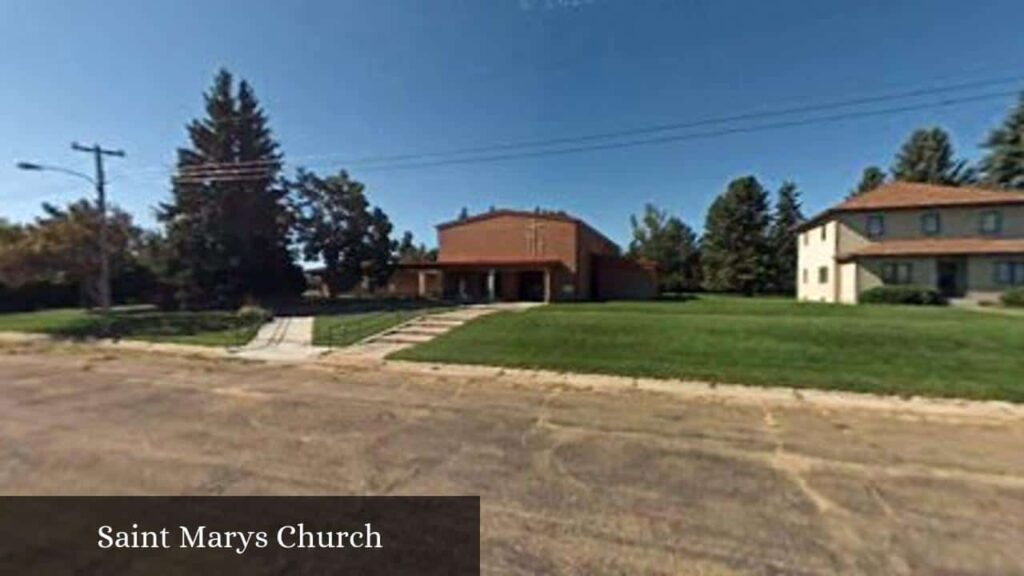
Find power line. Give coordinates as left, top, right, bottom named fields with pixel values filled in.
left=338, top=75, right=1024, bottom=167
left=173, top=174, right=273, bottom=185
left=176, top=160, right=281, bottom=175
left=327, top=89, right=1021, bottom=172
left=113, top=86, right=1021, bottom=184
left=115, top=73, right=1024, bottom=178
left=173, top=167, right=276, bottom=181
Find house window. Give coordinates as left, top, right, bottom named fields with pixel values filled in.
left=802, top=269, right=809, bottom=284
left=881, top=262, right=914, bottom=285
left=921, top=212, right=941, bottom=236
left=980, top=211, right=1003, bottom=235
left=803, top=233, right=809, bottom=246
left=866, top=214, right=885, bottom=238
left=818, top=266, right=829, bottom=284
left=820, top=225, right=827, bottom=241
left=995, top=262, right=1024, bottom=286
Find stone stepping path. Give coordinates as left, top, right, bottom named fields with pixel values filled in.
left=326, top=303, right=541, bottom=364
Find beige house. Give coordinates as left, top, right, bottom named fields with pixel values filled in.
left=796, top=182, right=1024, bottom=304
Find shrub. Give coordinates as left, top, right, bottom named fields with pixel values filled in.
left=860, top=286, right=946, bottom=306
left=0, top=281, right=81, bottom=312
left=1002, top=288, right=1024, bottom=308
left=237, top=305, right=273, bottom=324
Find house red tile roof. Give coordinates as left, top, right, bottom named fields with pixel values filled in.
left=798, top=182, right=1024, bottom=231
left=837, top=182, right=1024, bottom=211
left=838, top=237, right=1024, bottom=261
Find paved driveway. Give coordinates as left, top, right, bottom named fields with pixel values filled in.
left=1, top=343, right=1022, bottom=574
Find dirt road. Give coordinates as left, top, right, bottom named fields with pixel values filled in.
left=1, top=343, right=1022, bottom=574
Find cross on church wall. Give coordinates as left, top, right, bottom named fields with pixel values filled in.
left=525, top=219, right=546, bottom=255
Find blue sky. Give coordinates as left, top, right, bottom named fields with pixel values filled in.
left=2, top=0, right=1023, bottom=249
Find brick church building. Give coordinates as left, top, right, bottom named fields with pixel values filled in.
left=390, top=210, right=657, bottom=302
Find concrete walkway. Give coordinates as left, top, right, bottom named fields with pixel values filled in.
left=326, top=302, right=541, bottom=365
left=230, top=316, right=328, bottom=362
left=951, top=299, right=1024, bottom=317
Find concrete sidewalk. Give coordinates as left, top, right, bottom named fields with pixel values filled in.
left=231, top=316, right=327, bottom=362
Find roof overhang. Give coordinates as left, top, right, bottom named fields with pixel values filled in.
left=398, top=259, right=564, bottom=270
left=796, top=183, right=1024, bottom=233
left=837, top=238, right=1024, bottom=262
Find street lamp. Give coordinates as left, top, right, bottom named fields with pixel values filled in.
left=16, top=145, right=124, bottom=313
left=16, top=162, right=95, bottom=184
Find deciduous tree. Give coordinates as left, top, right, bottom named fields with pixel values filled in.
left=364, top=207, right=398, bottom=291
left=289, top=169, right=397, bottom=296
left=0, top=218, right=24, bottom=245
left=0, top=201, right=143, bottom=306
left=627, top=204, right=701, bottom=292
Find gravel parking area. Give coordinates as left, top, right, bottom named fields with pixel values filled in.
left=1, top=342, right=1022, bottom=574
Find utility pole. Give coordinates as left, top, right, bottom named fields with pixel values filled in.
left=71, top=142, right=125, bottom=313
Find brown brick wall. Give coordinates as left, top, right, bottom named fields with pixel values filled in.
left=576, top=224, right=621, bottom=300
left=438, top=215, right=579, bottom=271
left=387, top=269, right=442, bottom=298
left=593, top=255, right=658, bottom=300
left=428, top=212, right=648, bottom=301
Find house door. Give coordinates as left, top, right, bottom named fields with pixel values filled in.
left=937, top=260, right=965, bottom=298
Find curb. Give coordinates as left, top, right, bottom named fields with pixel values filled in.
left=379, top=359, right=1024, bottom=420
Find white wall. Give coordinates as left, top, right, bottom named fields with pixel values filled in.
left=797, top=220, right=838, bottom=303
left=838, top=262, right=858, bottom=304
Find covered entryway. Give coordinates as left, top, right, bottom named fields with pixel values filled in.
left=937, top=259, right=967, bottom=299
left=401, top=260, right=563, bottom=303
left=517, top=271, right=546, bottom=302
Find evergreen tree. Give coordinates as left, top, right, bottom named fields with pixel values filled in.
left=768, top=181, right=804, bottom=294
left=289, top=169, right=396, bottom=296
left=891, top=127, right=974, bottom=185
left=397, top=232, right=416, bottom=261
left=157, top=69, right=302, bottom=308
left=627, top=204, right=701, bottom=293
left=848, top=166, right=887, bottom=198
left=397, top=232, right=436, bottom=263
left=701, top=176, right=772, bottom=295
left=979, top=93, right=1024, bottom=190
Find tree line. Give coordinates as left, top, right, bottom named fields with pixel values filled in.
left=628, top=95, right=1024, bottom=295
left=3, top=73, right=1024, bottom=308
left=0, top=69, right=434, bottom=310
left=627, top=178, right=802, bottom=295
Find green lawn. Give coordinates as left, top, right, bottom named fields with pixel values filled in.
left=392, top=297, right=1024, bottom=402
left=314, top=308, right=443, bottom=347
left=0, top=308, right=265, bottom=347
